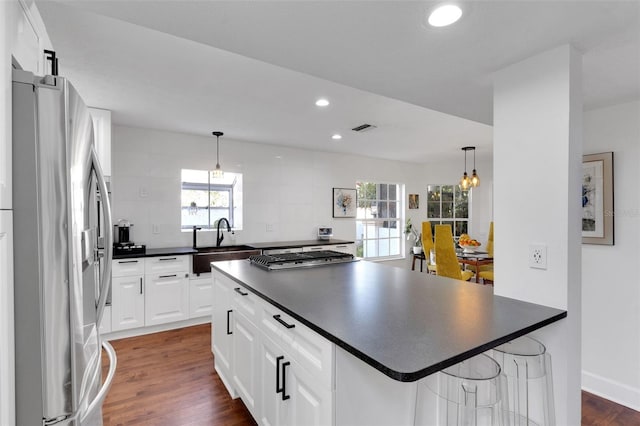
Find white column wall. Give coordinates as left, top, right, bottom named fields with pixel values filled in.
left=493, top=45, right=582, bottom=425
left=582, top=100, right=640, bottom=409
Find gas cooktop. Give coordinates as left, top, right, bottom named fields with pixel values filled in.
left=249, top=250, right=356, bottom=270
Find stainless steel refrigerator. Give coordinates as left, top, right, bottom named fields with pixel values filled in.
left=12, top=69, right=116, bottom=425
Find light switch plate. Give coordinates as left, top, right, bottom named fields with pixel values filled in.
left=529, top=244, right=547, bottom=269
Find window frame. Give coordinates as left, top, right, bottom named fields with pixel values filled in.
left=180, top=170, right=241, bottom=231
left=426, top=184, right=471, bottom=237
left=355, top=181, right=404, bottom=260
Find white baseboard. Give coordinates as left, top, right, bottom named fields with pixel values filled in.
left=582, top=370, right=640, bottom=411
left=102, top=317, right=210, bottom=341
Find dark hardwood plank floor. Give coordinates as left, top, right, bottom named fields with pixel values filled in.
left=101, top=324, right=256, bottom=425
left=582, top=391, right=640, bottom=426
left=102, top=324, right=639, bottom=425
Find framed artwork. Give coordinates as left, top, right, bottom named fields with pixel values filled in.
left=409, top=194, right=419, bottom=209
left=333, top=188, right=356, bottom=218
left=582, top=152, right=614, bottom=245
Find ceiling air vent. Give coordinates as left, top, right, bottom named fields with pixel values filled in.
left=351, top=124, right=377, bottom=133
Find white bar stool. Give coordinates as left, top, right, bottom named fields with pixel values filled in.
left=490, top=336, right=555, bottom=426
left=416, top=353, right=509, bottom=426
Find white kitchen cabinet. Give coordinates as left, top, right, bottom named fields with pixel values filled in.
left=233, top=309, right=261, bottom=419
left=260, top=300, right=334, bottom=389
left=259, top=335, right=290, bottom=426
left=99, top=305, right=112, bottom=334
left=189, top=277, right=213, bottom=318
left=286, top=356, right=333, bottom=426
left=259, top=333, right=332, bottom=426
left=212, top=272, right=236, bottom=396
left=10, top=0, right=51, bottom=75
left=144, top=272, right=189, bottom=326
left=111, top=257, right=145, bottom=332
left=144, top=255, right=189, bottom=275
left=212, top=269, right=335, bottom=425
left=111, top=274, right=145, bottom=331
left=302, top=243, right=355, bottom=256
left=88, top=108, right=111, bottom=177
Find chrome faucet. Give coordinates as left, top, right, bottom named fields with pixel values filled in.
left=192, top=226, right=202, bottom=249
left=216, top=218, right=231, bottom=247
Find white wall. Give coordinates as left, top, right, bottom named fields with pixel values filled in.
left=112, top=125, right=428, bottom=267
left=112, top=125, right=494, bottom=270
left=581, top=100, right=640, bottom=409
left=493, top=45, right=582, bottom=425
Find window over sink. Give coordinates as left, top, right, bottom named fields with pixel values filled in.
left=181, top=169, right=243, bottom=230
left=356, top=181, right=403, bottom=259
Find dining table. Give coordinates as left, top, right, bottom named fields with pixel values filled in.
left=457, top=251, right=494, bottom=284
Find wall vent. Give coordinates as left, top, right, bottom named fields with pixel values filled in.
left=351, top=124, right=377, bottom=132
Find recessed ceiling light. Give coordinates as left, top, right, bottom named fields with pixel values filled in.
left=315, top=98, right=330, bottom=107
left=428, top=4, right=463, bottom=27
left=331, top=134, right=342, bottom=140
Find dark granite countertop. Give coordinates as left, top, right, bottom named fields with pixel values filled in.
left=113, top=246, right=197, bottom=259
left=212, top=260, right=567, bottom=382
left=247, top=239, right=354, bottom=250
left=112, top=239, right=353, bottom=259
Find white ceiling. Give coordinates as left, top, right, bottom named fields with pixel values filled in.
left=36, top=0, right=640, bottom=164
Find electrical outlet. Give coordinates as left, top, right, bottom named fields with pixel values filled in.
left=529, top=244, right=547, bottom=269
left=139, top=186, right=148, bottom=198
left=266, top=223, right=274, bottom=232
left=152, top=224, right=160, bottom=234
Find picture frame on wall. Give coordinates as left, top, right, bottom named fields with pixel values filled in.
left=333, top=188, right=356, bottom=218
left=582, top=152, right=614, bottom=245
left=409, top=194, right=419, bottom=209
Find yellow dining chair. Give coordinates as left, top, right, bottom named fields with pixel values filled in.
left=434, top=225, right=474, bottom=281
left=468, top=221, right=494, bottom=274
left=421, top=221, right=437, bottom=274
left=479, top=270, right=494, bottom=285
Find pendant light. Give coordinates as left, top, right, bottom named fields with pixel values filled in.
left=470, top=146, right=480, bottom=188
left=459, top=146, right=472, bottom=190
left=212, top=131, right=224, bottom=178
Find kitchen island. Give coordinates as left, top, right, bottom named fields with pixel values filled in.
left=211, top=259, right=566, bottom=425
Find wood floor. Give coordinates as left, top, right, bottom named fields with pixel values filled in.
left=101, top=324, right=255, bottom=425
left=102, top=324, right=640, bottom=426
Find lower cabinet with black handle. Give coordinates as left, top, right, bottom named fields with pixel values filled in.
left=211, top=270, right=334, bottom=426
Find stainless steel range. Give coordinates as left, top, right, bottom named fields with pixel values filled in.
left=249, top=250, right=356, bottom=270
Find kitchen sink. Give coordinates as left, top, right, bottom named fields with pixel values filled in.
left=192, top=245, right=261, bottom=274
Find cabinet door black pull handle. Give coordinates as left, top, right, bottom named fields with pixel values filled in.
left=234, top=287, right=249, bottom=296
left=281, top=361, right=291, bottom=401
left=159, top=257, right=177, bottom=261
left=139, top=278, right=143, bottom=294
left=118, top=260, right=138, bottom=264
left=226, top=310, right=233, bottom=335
left=159, top=274, right=177, bottom=278
left=276, top=355, right=284, bottom=395
left=273, top=314, right=295, bottom=329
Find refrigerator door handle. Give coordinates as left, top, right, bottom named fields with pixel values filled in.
left=79, top=341, right=117, bottom=424
left=92, top=147, right=113, bottom=326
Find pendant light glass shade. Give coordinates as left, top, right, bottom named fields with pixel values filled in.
left=212, top=131, right=224, bottom=179
left=460, top=172, right=471, bottom=189
left=470, top=169, right=480, bottom=187
left=460, top=146, right=479, bottom=190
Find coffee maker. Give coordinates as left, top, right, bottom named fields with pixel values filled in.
left=113, top=219, right=146, bottom=255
